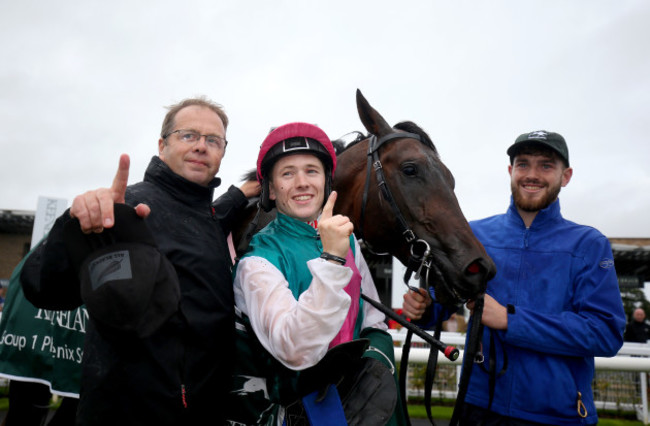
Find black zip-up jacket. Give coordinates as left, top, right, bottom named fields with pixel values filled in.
left=22, top=156, right=248, bottom=425
left=624, top=320, right=650, bottom=343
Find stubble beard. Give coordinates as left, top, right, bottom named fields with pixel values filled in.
left=511, top=180, right=562, bottom=213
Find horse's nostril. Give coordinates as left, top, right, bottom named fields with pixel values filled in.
left=465, top=258, right=497, bottom=282
left=467, top=262, right=480, bottom=275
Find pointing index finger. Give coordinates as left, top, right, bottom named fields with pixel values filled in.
left=101, top=154, right=130, bottom=229
left=320, top=191, right=337, bottom=221
left=111, top=154, right=130, bottom=204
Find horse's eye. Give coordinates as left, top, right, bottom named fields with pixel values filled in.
left=401, top=164, right=417, bottom=176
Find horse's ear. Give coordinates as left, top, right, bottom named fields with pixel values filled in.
left=356, top=89, right=393, bottom=137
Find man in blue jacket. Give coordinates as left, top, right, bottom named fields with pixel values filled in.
left=403, top=130, right=625, bottom=425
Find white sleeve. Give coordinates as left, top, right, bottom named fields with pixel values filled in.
left=233, top=256, right=353, bottom=370
left=354, top=237, right=388, bottom=331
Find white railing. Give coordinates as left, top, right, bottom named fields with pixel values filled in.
left=389, top=329, right=650, bottom=424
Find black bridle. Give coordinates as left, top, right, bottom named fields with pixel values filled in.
left=360, top=132, right=467, bottom=304
left=357, top=131, right=485, bottom=425
left=360, top=132, right=419, bottom=249
left=360, top=133, right=428, bottom=278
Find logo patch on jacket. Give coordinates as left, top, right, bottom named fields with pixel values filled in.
left=599, top=258, right=615, bottom=269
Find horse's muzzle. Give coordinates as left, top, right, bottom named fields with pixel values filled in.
left=462, top=257, right=495, bottom=296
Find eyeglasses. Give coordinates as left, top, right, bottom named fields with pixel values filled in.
left=164, top=129, right=228, bottom=150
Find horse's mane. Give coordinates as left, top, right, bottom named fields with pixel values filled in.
left=332, top=139, right=346, bottom=155
left=335, top=121, right=438, bottom=155
left=332, top=132, right=365, bottom=153
left=241, top=169, right=257, bottom=183
left=394, top=121, right=437, bottom=154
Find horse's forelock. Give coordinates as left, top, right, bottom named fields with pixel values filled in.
left=394, top=121, right=437, bottom=154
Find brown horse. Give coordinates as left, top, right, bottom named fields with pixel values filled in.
left=231, top=89, right=495, bottom=308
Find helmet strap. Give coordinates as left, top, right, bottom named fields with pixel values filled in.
left=260, top=178, right=274, bottom=212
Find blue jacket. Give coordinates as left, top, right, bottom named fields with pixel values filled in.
left=464, top=197, right=625, bottom=425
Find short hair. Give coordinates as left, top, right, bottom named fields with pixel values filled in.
left=160, top=97, right=229, bottom=139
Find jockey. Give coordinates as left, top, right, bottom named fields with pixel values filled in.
left=225, top=122, right=406, bottom=425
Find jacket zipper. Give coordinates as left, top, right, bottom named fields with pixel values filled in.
left=181, top=333, right=188, bottom=409
left=523, top=227, right=530, bottom=248
left=181, top=384, right=188, bottom=408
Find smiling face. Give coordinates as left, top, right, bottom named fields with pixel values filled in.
left=509, top=151, right=573, bottom=224
left=269, top=154, right=326, bottom=222
left=158, top=105, right=226, bottom=186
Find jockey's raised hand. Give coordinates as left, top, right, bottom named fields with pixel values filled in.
left=70, top=154, right=150, bottom=233
left=318, top=191, right=354, bottom=260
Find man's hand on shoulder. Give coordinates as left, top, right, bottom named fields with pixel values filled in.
left=239, top=180, right=261, bottom=199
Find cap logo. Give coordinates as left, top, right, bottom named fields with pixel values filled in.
left=528, top=131, right=548, bottom=140
left=87, top=250, right=133, bottom=290
left=282, top=137, right=311, bottom=152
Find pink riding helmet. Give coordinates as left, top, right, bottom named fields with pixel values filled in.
left=256, top=122, right=337, bottom=211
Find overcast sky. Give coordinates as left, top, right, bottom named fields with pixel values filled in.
left=1, top=1, right=648, bottom=238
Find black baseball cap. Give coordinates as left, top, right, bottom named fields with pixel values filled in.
left=507, top=130, right=569, bottom=167
left=64, top=203, right=180, bottom=338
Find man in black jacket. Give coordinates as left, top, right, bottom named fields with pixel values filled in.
left=625, top=308, right=650, bottom=343
left=21, top=97, right=259, bottom=425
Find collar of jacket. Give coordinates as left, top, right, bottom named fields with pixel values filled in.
left=272, top=212, right=320, bottom=240
left=507, top=196, right=563, bottom=230
left=144, top=156, right=220, bottom=207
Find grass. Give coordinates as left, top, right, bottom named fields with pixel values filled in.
left=0, top=396, right=61, bottom=412
left=407, top=404, right=646, bottom=425
left=0, top=396, right=645, bottom=425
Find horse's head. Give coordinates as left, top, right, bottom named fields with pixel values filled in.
left=333, top=90, right=495, bottom=307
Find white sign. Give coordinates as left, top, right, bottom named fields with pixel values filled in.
left=30, top=197, right=68, bottom=249
left=391, top=258, right=421, bottom=308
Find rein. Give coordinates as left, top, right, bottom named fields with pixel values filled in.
left=449, top=296, right=484, bottom=426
